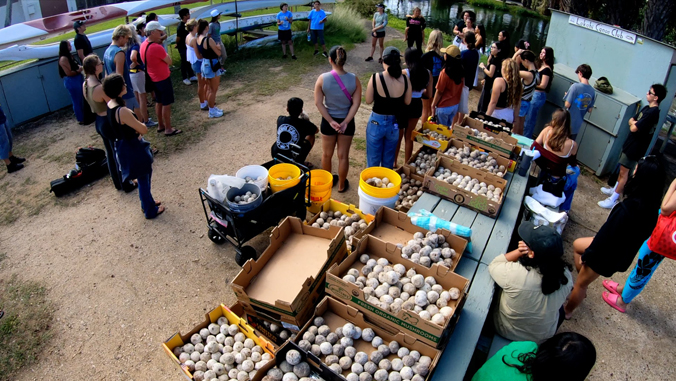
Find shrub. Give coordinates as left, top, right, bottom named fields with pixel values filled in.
left=344, top=0, right=380, bottom=19
left=325, top=5, right=368, bottom=43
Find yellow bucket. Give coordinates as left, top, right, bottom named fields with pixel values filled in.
left=268, top=163, right=302, bottom=193
left=359, top=167, right=401, bottom=198
left=306, top=169, right=333, bottom=214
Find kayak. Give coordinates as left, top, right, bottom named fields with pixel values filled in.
left=188, top=0, right=334, bottom=20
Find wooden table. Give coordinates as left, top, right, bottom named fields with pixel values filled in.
left=411, top=170, right=530, bottom=380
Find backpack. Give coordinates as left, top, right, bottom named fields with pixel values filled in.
left=50, top=147, right=109, bottom=197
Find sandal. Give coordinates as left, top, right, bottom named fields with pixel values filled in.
left=151, top=147, right=159, bottom=156
left=602, top=291, right=626, bottom=313
left=156, top=128, right=165, bottom=133
left=378, top=58, right=383, bottom=64
left=338, top=179, right=350, bottom=193
left=332, top=174, right=339, bottom=188
left=164, top=129, right=183, bottom=137
left=304, top=161, right=315, bottom=170
left=603, top=279, right=621, bottom=295
left=146, top=205, right=166, bottom=219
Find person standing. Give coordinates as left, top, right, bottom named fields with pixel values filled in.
left=104, top=25, right=142, bottom=118
left=497, top=29, right=510, bottom=60
left=58, top=40, right=85, bottom=124
left=197, top=19, right=225, bottom=118
left=431, top=45, right=464, bottom=127
left=103, top=74, right=165, bottom=219
left=420, top=30, right=444, bottom=123
left=314, top=45, right=362, bottom=192
left=0, top=104, right=25, bottom=173
left=513, top=50, right=537, bottom=135
left=307, top=1, right=328, bottom=57
left=365, top=46, right=411, bottom=169
left=186, top=19, right=208, bottom=111
left=277, top=3, right=296, bottom=59
left=82, top=54, right=137, bottom=192
left=452, top=10, right=473, bottom=47
left=365, top=4, right=388, bottom=63
left=487, top=59, right=522, bottom=124
left=73, top=21, right=93, bottom=63
left=564, top=64, right=595, bottom=141
left=455, top=31, right=479, bottom=125
left=477, top=42, right=503, bottom=113
left=523, top=47, right=554, bottom=138
left=141, top=21, right=182, bottom=136
left=598, top=84, right=667, bottom=209
left=404, top=7, right=426, bottom=51
left=127, top=26, right=157, bottom=127
left=209, top=9, right=228, bottom=68
left=176, top=8, right=197, bottom=85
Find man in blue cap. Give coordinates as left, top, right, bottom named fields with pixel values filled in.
left=73, top=20, right=92, bottom=63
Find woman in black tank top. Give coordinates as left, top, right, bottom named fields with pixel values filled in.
left=103, top=74, right=165, bottom=219
left=364, top=47, right=411, bottom=169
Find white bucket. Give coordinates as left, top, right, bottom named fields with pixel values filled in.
left=358, top=187, right=399, bottom=216
left=236, top=165, right=269, bottom=191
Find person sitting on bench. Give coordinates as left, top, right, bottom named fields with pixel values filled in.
left=271, top=97, right=318, bottom=166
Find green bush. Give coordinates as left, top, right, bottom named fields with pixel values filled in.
left=325, top=5, right=368, bottom=43
left=344, top=0, right=380, bottom=19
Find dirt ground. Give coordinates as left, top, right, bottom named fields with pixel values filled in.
left=1, top=26, right=674, bottom=380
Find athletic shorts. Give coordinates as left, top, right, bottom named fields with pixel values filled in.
left=278, top=29, right=292, bottom=41
left=311, top=29, right=325, bottom=45
left=373, top=31, right=385, bottom=38
left=618, top=152, right=638, bottom=171
left=407, top=98, right=423, bottom=119
left=191, top=60, right=202, bottom=77
left=459, top=86, right=470, bottom=114
left=153, top=77, right=174, bottom=105
left=321, top=117, right=355, bottom=137
left=130, top=72, right=146, bottom=94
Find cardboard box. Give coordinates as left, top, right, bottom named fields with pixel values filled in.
left=295, top=296, right=442, bottom=380
left=243, top=310, right=296, bottom=348
left=394, top=166, right=425, bottom=213
left=163, top=304, right=275, bottom=380
left=326, top=235, right=469, bottom=348
left=232, top=217, right=348, bottom=328
left=412, top=121, right=453, bottom=151
left=405, top=146, right=440, bottom=178
left=453, top=117, right=518, bottom=158
left=305, top=199, right=375, bottom=252
left=439, top=139, right=516, bottom=177
left=252, top=340, right=342, bottom=381
left=423, top=156, right=508, bottom=218
left=469, top=111, right=514, bottom=134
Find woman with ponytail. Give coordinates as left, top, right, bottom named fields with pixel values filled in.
left=487, top=58, right=522, bottom=123
left=365, top=46, right=411, bottom=168
left=314, top=45, right=361, bottom=192
left=489, top=222, right=573, bottom=342
left=103, top=73, right=164, bottom=219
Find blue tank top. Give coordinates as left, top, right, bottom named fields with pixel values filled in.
left=104, top=45, right=134, bottom=99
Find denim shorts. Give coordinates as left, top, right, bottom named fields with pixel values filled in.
left=436, top=104, right=459, bottom=127
left=202, top=58, right=223, bottom=79
left=191, top=60, right=202, bottom=77
left=366, top=112, right=399, bottom=169
left=519, top=99, right=531, bottom=117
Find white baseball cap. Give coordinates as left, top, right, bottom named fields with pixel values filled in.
left=145, top=21, right=166, bottom=32
left=210, top=9, right=222, bottom=17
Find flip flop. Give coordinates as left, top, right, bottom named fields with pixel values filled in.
left=151, top=148, right=159, bottom=156
left=332, top=174, right=339, bottom=188
left=602, top=291, right=626, bottom=313
left=156, top=128, right=165, bottom=133
left=304, top=161, right=315, bottom=170
left=603, top=279, right=621, bottom=295
left=338, top=179, right=350, bottom=193
left=164, top=129, right=183, bottom=137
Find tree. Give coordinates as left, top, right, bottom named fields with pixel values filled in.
left=641, top=0, right=675, bottom=41
left=606, top=0, right=643, bottom=29
left=559, top=0, right=589, bottom=16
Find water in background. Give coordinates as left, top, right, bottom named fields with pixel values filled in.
left=383, top=0, right=549, bottom=54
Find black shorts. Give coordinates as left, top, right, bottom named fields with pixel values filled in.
left=373, top=31, right=385, bottom=38
left=278, top=29, right=292, bottom=41
left=321, top=117, right=355, bottom=137
left=311, top=29, right=325, bottom=45
left=407, top=98, right=423, bottom=119
left=153, top=77, right=174, bottom=105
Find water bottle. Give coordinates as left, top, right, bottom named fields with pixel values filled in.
left=307, top=32, right=311, bottom=42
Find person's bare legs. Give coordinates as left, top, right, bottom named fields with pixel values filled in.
left=156, top=102, right=164, bottom=131
left=138, top=92, right=149, bottom=123
left=421, top=98, right=432, bottom=125
left=513, top=115, right=525, bottom=135
left=197, top=74, right=206, bottom=104
left=378, top=38, right=384, bottom=60
left=162, top=104, right=177, bottom=134
left=321, top=134, right=337, bottom=174
left=564, top=237, right=597, bottom=319
left=572, top=237, right=593, bottom=272
left=616, top=165, right=630, bottom=194
left=281, top=41, right=287, bottom=56
left=369, top=36, right=377, bottom=58
left=613, top=283, right=629, bottom=310
left=404, top=118, right=418, bottom=164
left=289, top=41, right=295, bottom=56
left=208, top=77, right=220, bottom=108
left=336, top=134, right=353, bottom=191
left=454, top=112, right=465, bottom=127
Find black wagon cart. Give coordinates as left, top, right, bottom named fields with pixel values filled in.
left=199, top=157, right=311, bottom=266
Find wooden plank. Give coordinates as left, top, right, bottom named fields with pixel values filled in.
left=480, top=172, right=529, bottom=265
left=430, top=199, right=459, bottom=221
left=454, top=256, right=479, bottom=286
left=431, top=263, right=495, bottom=381
left=408, top=192, right=441, bottom=215
left=468, top=213, right=497, bottom=260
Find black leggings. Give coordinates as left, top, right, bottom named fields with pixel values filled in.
left=407, top=36, right=423, bottom=51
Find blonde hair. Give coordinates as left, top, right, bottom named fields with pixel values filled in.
left=112, top=25, right=132, bottom=41
left=426, top=29, right=443, bottom=55
left=186, top=18, right=198, bottom=31
left=501, top=58, right=522, bottom=108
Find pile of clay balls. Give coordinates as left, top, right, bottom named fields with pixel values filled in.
left=432, top=168, right=503, bottom=202
left=173, top=317, right=273, bottom=381
left=231, top=191, right=259, bottom=205
left=443, top=146, right=506, bottom=176
left=407, top=148, right=437, bottom=177
left=244, top=176, right=265, bottom=184
left=342, top=255, right=461, bottom=326
left=400, top=231, right=457, bottom=268
left=465, top=127, right=498, bottom=144
left=480, top=120, right=511, bottom=133
left=262, top=349, right=314, bottom=381
left=312, top=211, right=369, bottom=243
left=421, top=128, right=451, bottom=141
left=261, top=320, right=294, bottom=342
left=298, top=318, right=434, bottom=381
left=395, top=174, right=423, bottom=212
left=365, top=177, right=396, bottom=189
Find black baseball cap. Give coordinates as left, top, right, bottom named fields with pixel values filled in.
left=73, top=20, right=85, bottom=30
left=518, top=221, right=563, bottom=257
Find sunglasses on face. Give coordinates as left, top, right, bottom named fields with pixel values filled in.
left=648, top=90, right=656, bottom=96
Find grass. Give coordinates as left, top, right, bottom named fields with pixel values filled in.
left=0, top=275, right=54, bottom=380
left=353, top=137, right=367, bottom=151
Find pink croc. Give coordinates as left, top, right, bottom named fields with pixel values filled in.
left=602, top=291, right=626, bottom=313
left=603, top=279, right=621, bottom=295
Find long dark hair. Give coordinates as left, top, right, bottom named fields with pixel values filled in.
left=329, top=45, right=347, bottom=66
left=518, top=237, right=571, bottom=295
left=623, top=155, right=666, bottom=211
left=197, top=19, right=209, bottom=36
left=540, top=46, right=555, bottom=70
left=443, top=55, right=463, bottom=85
left=58, top=40, right=71, bottom=58
left=476, top=24, right=486, bottom=50
left=404, top=48, right=427, bottom=92
left=102, top=73, right=126, bottom=107
left=464, top=31, right=476, bottom=50
left=383, top=50, right=402, bottom=79
left=503, top=332, right=596, bottom=381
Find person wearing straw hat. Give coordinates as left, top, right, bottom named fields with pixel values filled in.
left=431, top=45, right=464, bottom=127
left=365, top=4, right=388, bottom=63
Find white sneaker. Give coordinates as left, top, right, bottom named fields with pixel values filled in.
left=598, top=197, right=619, bottom=209
left=600, top=185, right=615, bottom=195
left=215, top=107, right=224, bottom=113
left=189, top=76, right=198, bottom=82
left=209, top=108, right=224, bottom=118
left=183, top=79, right=191, bottom=85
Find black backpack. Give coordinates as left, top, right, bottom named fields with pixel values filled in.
left=50, top=147, right=109, bottom=197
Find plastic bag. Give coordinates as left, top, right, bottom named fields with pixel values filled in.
left=407, top=209, right=473, bottom=253
left=207, top=175, right=246, bottom=202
